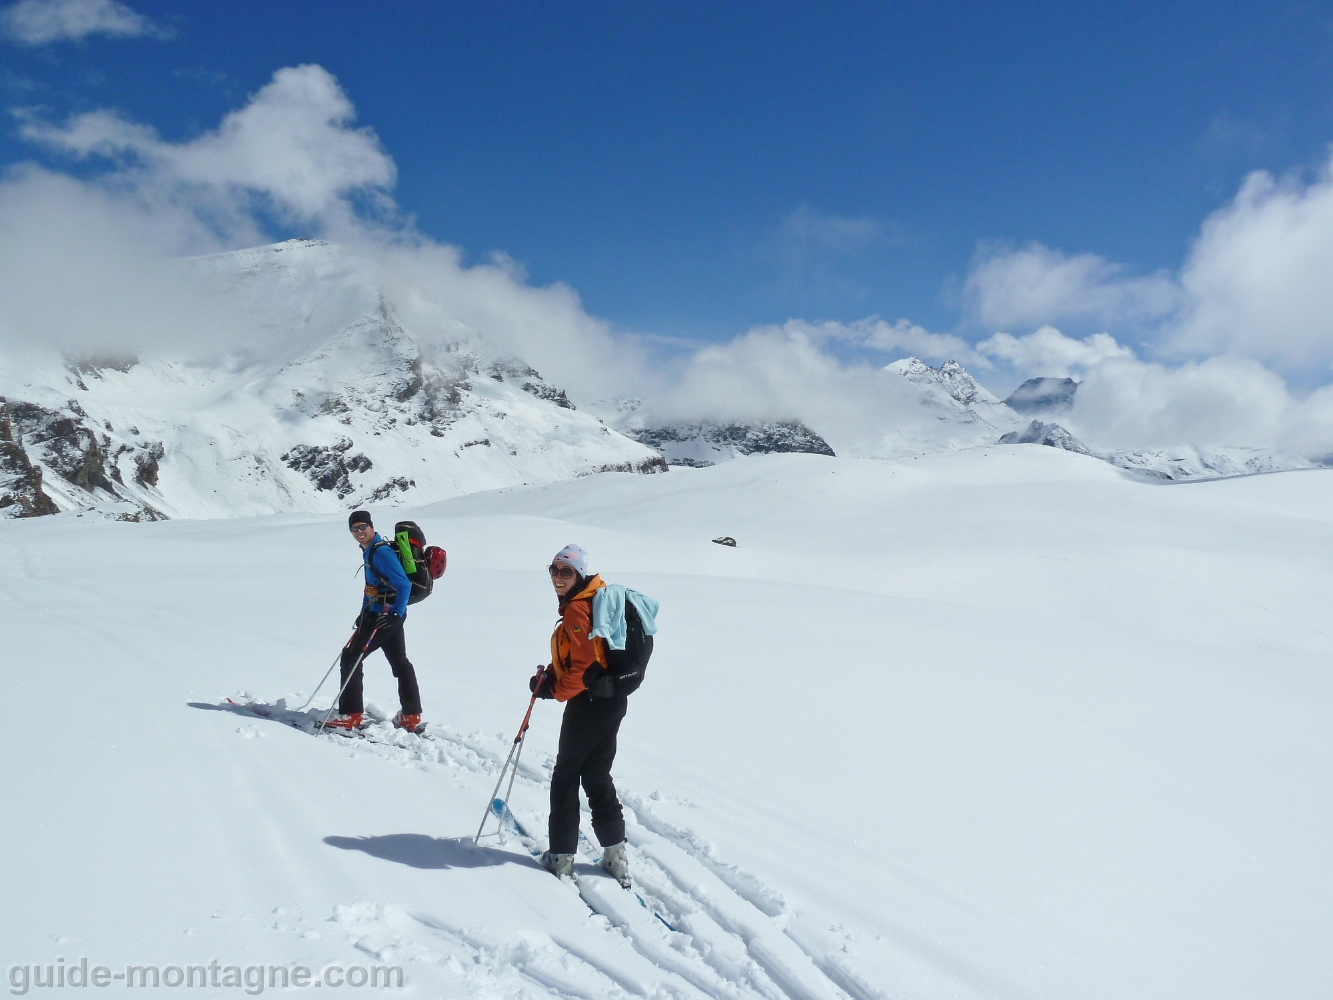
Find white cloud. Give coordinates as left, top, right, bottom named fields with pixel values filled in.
left=1171, top=164, right=1333, bottom=370
left=773, top=206, right=882, bottom=263
left=977, top=326, right=1133, bottom=377
left=762, top=206, right=893, bottom=299
left=772, top=317, right=980, bottom=366
left=18, top=65, right=395, bottom=234
left=962, top=150, right=1333, bottom=376
left=968, top=325, right=1333, bottom=456
left=964, top=243, right=1179, bottom=330
left=4, top=57, right=1332, bottom=463
left=640, top=322, right=966, bottom=456
left=1067, top=354, right=1292, bottom=450
left=0, top=64, right=647, bottom=401
left=3, top=0, right=169, bottom=45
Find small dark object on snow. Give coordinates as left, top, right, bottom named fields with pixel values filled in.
left=712, top=536, right=737, bottom=547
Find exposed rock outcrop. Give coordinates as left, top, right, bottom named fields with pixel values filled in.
left=999, top=420, right=1092, bottom=455
left=281, top=439, right=374, bottom=498
left=1004, top=377, right=1079, bottom=415
left=0, top=399, right=59, bottom=517
left=628, top=420, right=834, bottom=467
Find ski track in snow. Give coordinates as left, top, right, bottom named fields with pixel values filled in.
left=213, top=697, right=869, bottom=1000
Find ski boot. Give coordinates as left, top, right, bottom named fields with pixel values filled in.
left=324, top=712, right=363, bottom=731
left=392, top=711, right=423, bottom=733
left=540, top=851, right=576, bottom=879
left=600, top=842, right=631, bottom=888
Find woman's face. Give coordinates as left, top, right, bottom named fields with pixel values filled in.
left=549, top=560, right=578, bottom=597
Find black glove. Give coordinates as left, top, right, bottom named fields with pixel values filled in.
left=529, top=667, right=555, bottom=699
left=374, top=611, right=403, bottom=632
left=354, top=610, right=367, bottom=629
left=583, top=663, right=616, bottom=700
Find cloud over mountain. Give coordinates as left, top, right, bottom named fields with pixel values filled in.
left=2, top=59, right=1333, bottom=476
left=962, top=152, right=1333, bottom=377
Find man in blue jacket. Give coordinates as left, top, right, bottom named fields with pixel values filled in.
left=327, top=510, right=424, bottom=732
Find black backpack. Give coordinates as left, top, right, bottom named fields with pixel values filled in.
left=367, top=520, right=446, bottom=606
left=605, top=600, right=653, bottom=696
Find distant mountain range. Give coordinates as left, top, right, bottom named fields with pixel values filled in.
left=0, top=240, right=663, bottom=520
left=3, top=241, right=1328, bottom=520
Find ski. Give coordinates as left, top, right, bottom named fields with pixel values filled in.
left=225, top=697, right=272, bottom=718
left=489, top=798, right=676, bottom=932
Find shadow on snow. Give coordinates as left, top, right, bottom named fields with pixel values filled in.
left=323, top=834, right=532, bottom=871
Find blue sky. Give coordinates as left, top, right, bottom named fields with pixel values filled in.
left=6, top=0, right=1333, bottom=351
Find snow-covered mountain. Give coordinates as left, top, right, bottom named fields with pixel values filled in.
left=594, top=358, right=1026, bottom=470
left=0, top=240, right=664, bottom=520
left=886, top=356, right=1001, bottom=407
left=590, top=398, right=836, bottom=467
left=1003, top=376, right=1079, bottom=414
left=998, top=419, right=1092, bottom=455
left=999, top=416, right=1331, bottom=480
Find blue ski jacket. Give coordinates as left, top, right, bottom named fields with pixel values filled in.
left=362, top=533, right=411, bottom=617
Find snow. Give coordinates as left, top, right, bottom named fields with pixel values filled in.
left=0, top=240, right=661, bottom=521
left=3, top=446, right=1331, bottom=998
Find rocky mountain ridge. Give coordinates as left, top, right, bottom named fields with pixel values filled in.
left=625, top=419, right=836, bottom=468
left=0, top=241, right=664, bottom=520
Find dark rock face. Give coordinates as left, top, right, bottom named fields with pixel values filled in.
left=999, top=420, right=1091, bottom=455
left=9, top=400, right=116, bottom=493
left=0, top=399, right=60, bottom=517
left=1004, top=377, right=1079, bottom=414
left=282, top=438, right=374, bottom=497
left=587, top=456, right=670, bottom=475
left=363, top=476, right=415, bottom=503
left=134, top=442, right=165, bottom=487
left=485, top=357, right=575, bottom=409
left=1, top=397, right=166, bottom=518
left=65, top=354, right=139, bottom=377
left=521, top=380, right=574, bottom=409
left=630, top=420, right=835, bottom=461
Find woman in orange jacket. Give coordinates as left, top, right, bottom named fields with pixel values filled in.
left=530, top=543, right=631, bottom=884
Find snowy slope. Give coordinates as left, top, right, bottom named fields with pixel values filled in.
left=0, top=240, right=663, bottom=520
left=3, top=447, right=1330, bottom=998
left=595, top=358, right=1027, bottom=471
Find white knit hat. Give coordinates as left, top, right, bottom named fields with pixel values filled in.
left=552, top=543, right=591, bottom=577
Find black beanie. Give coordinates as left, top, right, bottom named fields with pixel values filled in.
left=348, top=509, right=372, bottom=528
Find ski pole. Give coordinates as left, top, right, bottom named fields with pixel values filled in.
left=318, top=621, right=382, bottom=732
left=298, top=634, right=355, bottom=711
left=498, top=730, right=529, bottom=833
left=475, top=667, right=546, bottom=844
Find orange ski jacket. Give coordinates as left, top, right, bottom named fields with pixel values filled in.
left=549, top=574, right=608, bottom=701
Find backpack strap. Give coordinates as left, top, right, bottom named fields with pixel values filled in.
left=364, top=540, right=398, bottom=597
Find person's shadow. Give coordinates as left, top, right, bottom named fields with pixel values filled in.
left=324, top=834, right=537, bottom=871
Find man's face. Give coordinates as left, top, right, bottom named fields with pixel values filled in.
left=350, top=522, right=374, bottom=549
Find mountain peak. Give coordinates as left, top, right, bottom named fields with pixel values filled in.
left=885, top=357, right=1000, bottom=405
left=1004, top=377, right=1079, bottom=414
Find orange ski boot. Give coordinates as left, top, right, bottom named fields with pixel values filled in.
left=324, top=712, right=363, bottom=731
left=392, top=711, right=423, bottom=733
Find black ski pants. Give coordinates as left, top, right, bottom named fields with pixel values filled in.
left=549, top=692, right=628, bottom=854
left=339, top=617, right=422, bottom=716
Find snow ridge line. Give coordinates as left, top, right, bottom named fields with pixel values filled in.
left=211, top=697, right=864, bottom=1000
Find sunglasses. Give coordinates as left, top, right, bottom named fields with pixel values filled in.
left=349, top=523, right=372, bottom=533
left=548, top=564, right=577, bottom=579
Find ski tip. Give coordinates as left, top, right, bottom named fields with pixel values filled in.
left=492, top=798, right=506, bottom=814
